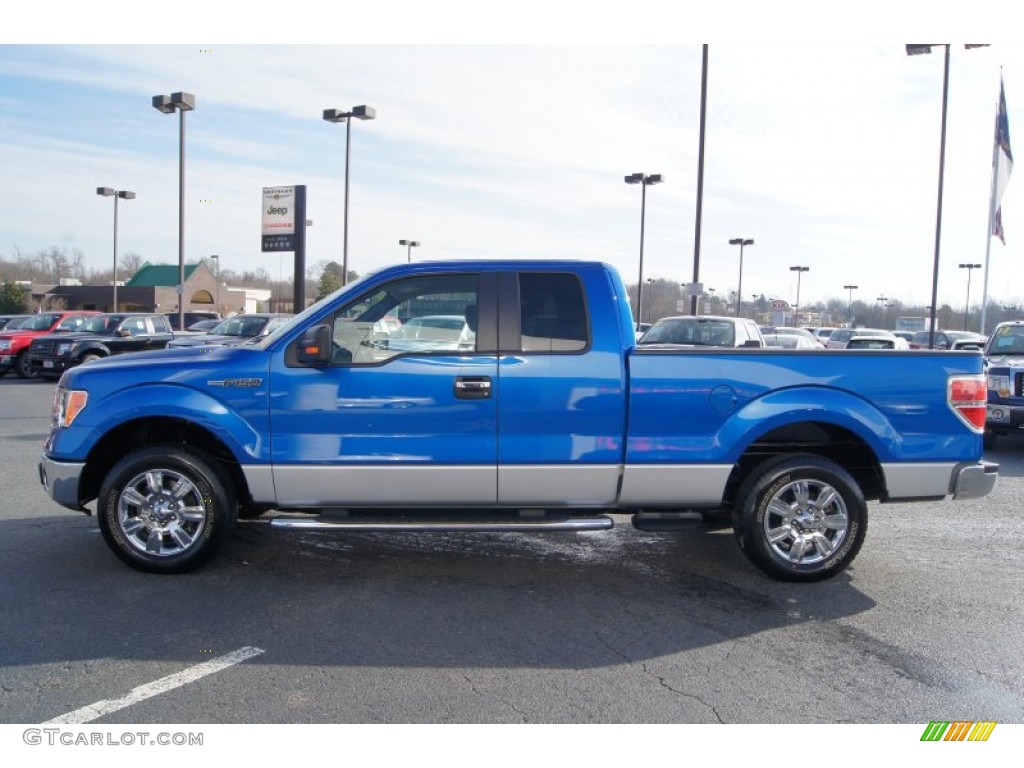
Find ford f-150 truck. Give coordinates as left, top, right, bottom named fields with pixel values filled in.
left=38, top=261, right=998, bottom=581
left=983, top=319, right=1024, bottom=449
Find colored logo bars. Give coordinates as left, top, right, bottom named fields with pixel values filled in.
left=920, top=721, right=997, bottom=742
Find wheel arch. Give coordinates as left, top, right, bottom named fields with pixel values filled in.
left=80, top=416, right=252, bottom=510
left=721, top=419, right=885, bottom=509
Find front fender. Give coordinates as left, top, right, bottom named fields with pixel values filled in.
left=47, top=382, right=265, bottom=463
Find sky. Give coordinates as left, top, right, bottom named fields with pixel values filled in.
left=2, top=5, right=1023, bottom=314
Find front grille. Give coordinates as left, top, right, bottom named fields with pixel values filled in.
left=31, top=340, right=55, bottom=357
left=1015, top=372, right=1024, bottom=397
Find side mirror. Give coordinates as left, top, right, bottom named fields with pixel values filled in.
left=296, top=324, right=336, bottom=366
left=117, top=328, right=132, bottom=337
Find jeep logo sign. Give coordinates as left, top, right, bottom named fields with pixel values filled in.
left=262, top=186, right=304, bottom=252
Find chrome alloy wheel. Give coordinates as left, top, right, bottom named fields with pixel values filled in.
left=117, top=469, right=208, bottom=557
left=762, top=478, right=849, bottom=565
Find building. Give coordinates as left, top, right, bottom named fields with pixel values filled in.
left=28, top=260, right=255, bottom=315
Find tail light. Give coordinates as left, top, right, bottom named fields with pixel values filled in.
left=948, top=375, right=986, bottom=433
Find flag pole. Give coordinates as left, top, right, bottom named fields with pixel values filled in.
left=980, top=106, right=999, bottom=336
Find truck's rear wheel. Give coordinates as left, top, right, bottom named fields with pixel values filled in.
left=732, top=455, right=866, bottom=582
left=97, top=446, right=236, bottom=573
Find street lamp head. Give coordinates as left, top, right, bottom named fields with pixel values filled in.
left=959, top=263, right=982, bottom=269
left=322, top=108, right=349, bottom=123
left=645, top=174, right=663, bottom=185
left=790, top=265, right=809, bottom=273
left=152, top=94, right=175, bottom=114
left=117, top=191, right=136, bottom=200
left=624, top=173, right=644, bottom=185
left=729, top=238, right=754, bottom=246
left=152, top=92, right=194, bottom=114
left=906, top=44, right=934, bottom=55
left=324, top=105, right=377, bottom=124
left=844, top=284, right=858, bottom=290
left=97, top=187, right=116, bottom=197
left=399, top=239, right=420, bottom=247
left=170, top=92, right=195, bottom=111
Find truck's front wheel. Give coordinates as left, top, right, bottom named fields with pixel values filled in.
left=97, top=446, right=236, bottom=573
left=732, top=455, right=866, bottom=582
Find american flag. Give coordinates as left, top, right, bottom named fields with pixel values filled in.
left=993, top=77, right=1013, bottom=244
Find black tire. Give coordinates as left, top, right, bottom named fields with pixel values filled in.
left=732, top=454, right=867, bottom=582
left=983, top=429, right=998, bottom=451
left=97, top=446, right=237, bottom=574
left=14, top=350, right=37, bottom=379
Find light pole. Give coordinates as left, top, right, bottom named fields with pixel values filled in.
left=707, top=287, right=715, bottom=315
left=323, top=105, right=376, bottom=286
left=789, top=266, right=809, bottom=326
left=843, top=284, right=858, bottom=325
left=959, top=262, right=982, bottom=330
left=399, top=239, right=420, bottom=263
left=906, top=44, right=987, bottom=348
left=877, top=295, right=888, bottom=325
left=210, top=254, right=220, bottom=315
left=625, top=172, right=663, bottom=332
left=96, top=187, right=135, bottom=311
left=729, top=238, right=754, bottom=318
left=152, top=91, right=195, bottom=332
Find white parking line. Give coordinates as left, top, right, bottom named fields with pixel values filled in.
left=44, top=646, right=265, bottom=724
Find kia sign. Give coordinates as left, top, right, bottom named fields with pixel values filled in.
left=262, top=186, right=306, bottom=252
left=770, top=299, right=790, bottom=312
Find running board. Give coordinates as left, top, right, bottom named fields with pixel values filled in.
left=270, top=514, right=614, bottom=533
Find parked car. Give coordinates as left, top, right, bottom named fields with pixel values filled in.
left=186, top=319, right=223, bottom=332
left=167, top=313, right=293, bottom=349
left=827, top=327, right=907, bottom=350
left=385, top=314, right=476, bottom=353
left=0, top=315, right=31, bottom=331
left=0, top=311, right=100, bottom=378
left=982, top=320, right=1024, bottom=448
left=845, top=335, right=897, bottom=350
left=893, top=331, right=915, bottom=344
left=758, top=326, right=825, bottom=348
left=909, top=329, right=986, bottom=350
left=28, top=313, right=175, bottom=379
left=164, top=311, right=222, bottom=331
left=638, top=315, right=764, bottom=347
left=761, top=333, right=822, bottom=350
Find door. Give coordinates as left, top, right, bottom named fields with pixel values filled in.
left=269, top=271, right=500, bottom=507
left=495, top=269, right=627, bottom=506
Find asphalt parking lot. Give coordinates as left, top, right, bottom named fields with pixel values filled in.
left=1, top=376, right=1023, bottom=725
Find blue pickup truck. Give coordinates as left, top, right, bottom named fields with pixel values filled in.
left=39, top=260, right=997, bottom=581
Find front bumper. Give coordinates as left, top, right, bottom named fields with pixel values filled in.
left=29, top=356, right=73, bottom=376
left=38, top=454, right=86, bottom=511
left=952, top=460, right=999, bottom=500
left=986, top=402, right=1024, bottom=431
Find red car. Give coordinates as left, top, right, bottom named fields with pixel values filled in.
left=0, top=311, right=100, bottom=378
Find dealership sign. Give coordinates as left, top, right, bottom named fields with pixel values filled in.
left=262, top=186, right=306, bottom=252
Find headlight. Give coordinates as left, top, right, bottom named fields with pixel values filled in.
left=0, top=340, right=10, bottom=351
left=988, top=374, right=1011, bottom=398
left=52, top=387, right=88, bottom=428
left=57, top=342, right=74, bottom=356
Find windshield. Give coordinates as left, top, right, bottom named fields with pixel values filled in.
left=79, top=316, right=123, bottom=333
left=14, top=314, right=61, bottom=331
left=987, top=325, right=1024, bottom=355
left=639, top=317, right=735, bottom=346
left=249, top=271, right=378, bottom=351
left=209, top=316, right=270, bottom=337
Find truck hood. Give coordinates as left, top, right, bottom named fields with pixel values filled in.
left=58, top=344, right=263, bottom=387
left=987, top=354, right=1024, bottom=367
left=167, top=333, right=257, bottom=348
